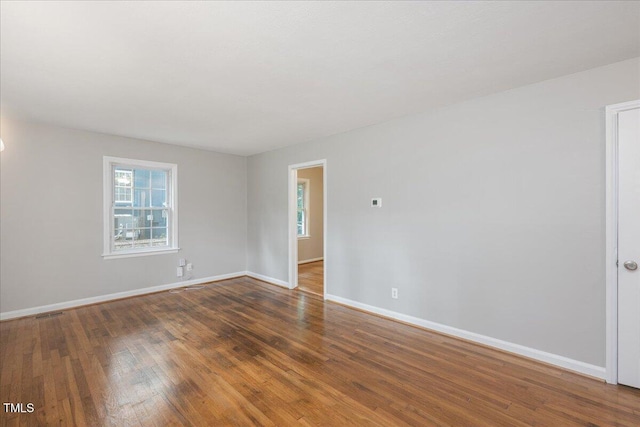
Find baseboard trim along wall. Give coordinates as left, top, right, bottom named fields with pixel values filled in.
left=0, top=272, right=247, bottom=321
left=246, top=271, right=291, bottom=288
left=2, top=272, right=605, bottom=380
left=298, top=257, right=324, bottom=265
left=325, top=293, right=606, bottom=380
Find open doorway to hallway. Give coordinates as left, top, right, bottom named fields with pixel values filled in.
left=288, top=160, right=326, bottom=298
left=296, top=166, right=324, bottom=296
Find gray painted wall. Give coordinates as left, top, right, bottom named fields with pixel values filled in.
left=0, top=119, right=247, bottom=313
left=247, top=58, right=640, bottom=366
left=297, top=166, right=324, bottom=262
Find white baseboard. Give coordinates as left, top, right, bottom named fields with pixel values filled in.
left=0, top=272, right=247, bottom=321
left=298, top=257, right=324, bottom=265
left=3, top=274, right=604, bottom=380
left=246, top=272, right=290, bottom=289
left=325, top=294, right=606, bottom=380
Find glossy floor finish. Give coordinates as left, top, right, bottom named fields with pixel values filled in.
left=297, top=261, right=324, bottom=296
left=1, top=277, right=639, bottom=426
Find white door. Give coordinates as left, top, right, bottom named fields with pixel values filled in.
left=618, top=107, right=640, bottom=388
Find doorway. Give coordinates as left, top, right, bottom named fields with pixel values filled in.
left=288, top=160, right=326, bottom=298
left=606, top=100, right=640, bottom=388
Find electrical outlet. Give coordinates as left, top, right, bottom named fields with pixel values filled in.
left=178, top=258, right=186, bottom=267
left=186, top=263, right=193, bottom=271
left=177, top=267, right=184, bottom=277
left=392, top=288, right=398, bottom=299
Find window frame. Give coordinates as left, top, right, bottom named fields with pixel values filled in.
left=103, top=156, right=179, bottom=259
left=297, top=178, right=310, bottom=239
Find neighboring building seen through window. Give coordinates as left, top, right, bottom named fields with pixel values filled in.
left=103, top=157, right=178, bottom=258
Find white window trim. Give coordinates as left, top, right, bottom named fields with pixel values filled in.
left=102, top=156, right=179, bottom=259
left=297, top=178, right=310, bottom=239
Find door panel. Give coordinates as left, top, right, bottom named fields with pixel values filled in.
left=618, top=107, right=640, bottom=388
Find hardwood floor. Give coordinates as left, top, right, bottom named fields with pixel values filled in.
left=297, top=261, right=323, bottom=296
left=1, top=277, right=639, bottom=426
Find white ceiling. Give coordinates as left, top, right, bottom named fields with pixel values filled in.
left=1, top=1, right=639, bottom=156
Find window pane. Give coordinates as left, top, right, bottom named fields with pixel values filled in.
left=114, top=187, right=132, bottom=204
left=130, top=209, right=148, bottom=228
left=131, top=209, right=147, bottom=227
left=151, top=228, right=168, bottom=246
left=114, top=209, right=133, bottom=234
left=134, top=189, right=150, bottom=207
left=137, top=228, right=151, bottom=241
left=297, top=210, right=305, bottom=235
left=151, top=189, right=166, bottom=207
left=134, top=169, right=150, bottom=188
left=114, top=169, right=132, bottom=186
left=124, top=226, right=170, bottom=249
left=113, top=209, right=135, bottom=250
left=114, top=169, right=133, bottom=204
left=151, top=227, right=167, bottom=238
left=150, top=210, right=168, bottom=227
left=128, top=228, right=145, bottom=248
left=115, top=220, right=170, bottom=250
left=151, top=170, right=167, bottom=190
left=297, top=184, right=304, bottom=209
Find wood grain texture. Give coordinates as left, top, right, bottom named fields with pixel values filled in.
left=1, top=276, right=639, bottom=426
left=298, top=261, right=323, bottom=296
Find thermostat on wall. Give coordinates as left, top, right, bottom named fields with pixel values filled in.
left=371, top=198, right=382, bottom=207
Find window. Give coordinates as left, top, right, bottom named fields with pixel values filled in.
left=103, top=157, right=178, bottom=258
left=297, top=178, right=309, bottom=237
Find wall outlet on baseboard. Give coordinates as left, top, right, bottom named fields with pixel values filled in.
left=391, top=288, right=398, bottom=299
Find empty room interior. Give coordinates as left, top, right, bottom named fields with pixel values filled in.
left=1, top=1, right=640, bottom=425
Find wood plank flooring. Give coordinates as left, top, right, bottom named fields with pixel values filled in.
left=297, top=261, right=323, bottom=296
left=1, top=277, right=639, bottom=426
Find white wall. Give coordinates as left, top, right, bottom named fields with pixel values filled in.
left=247, top=58, right=640, bottom=367
left=0, top=119, right=247, bottom=314
left=297, top=166, right=324, bottom=262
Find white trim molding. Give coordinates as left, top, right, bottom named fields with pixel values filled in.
left=326, top=294, right=606, bottom=380
left=0, top=272, right=246, bottom=321
left=102, top=156, right=179, bottom=259
left=246, top=272, right=290, bottom=288
left=102, top=247, right=180, bottom=260
left=298, top=257, right=324, bottom=265
left=605, top=99, right=640, bottom=384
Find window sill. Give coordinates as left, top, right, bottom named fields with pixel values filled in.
left=102, top=247, right=180, bottom=260
left=297, top=235, right=311, bottom=240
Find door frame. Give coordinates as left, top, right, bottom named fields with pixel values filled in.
left=288, top=159, right=327, bottom=298
left=605, top=99, right=640, bottom=384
